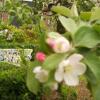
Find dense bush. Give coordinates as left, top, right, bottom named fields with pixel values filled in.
left=0, top=24, right=38, bottom=48
left=0, top=62, right=35, bottom=100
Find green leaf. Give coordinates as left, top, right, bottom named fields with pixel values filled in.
left=43, top=53, right=67, bottom=71
left=71, top=3, right=78, bottom=17
left=26, top=61, right=40, bottom=94
left=85, top=67, right=97, bottom=86
left=39, top=32, right=51, bottom=54
left=51, top=6, right=71, bottom=17
left=86, top=70, right=100, bottom=100
left=84, top=53, right=100, bottom=80
left=80, top=12, right=91, bottom=21
left=92, top=24, right=100, bottom=34
left=84, top=53, right=100, bottom=100
left=43, top=73, right=56, bottom=91
left=59, top=16, right=77, bottom=34
left=92, top=84, right=100, bottom=100
left=91, top=7, right=100, bottom=21
left=74, top=26, right=100, bottom=48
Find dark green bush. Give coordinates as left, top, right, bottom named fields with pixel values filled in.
left=0, top=62, right=36, bottom=100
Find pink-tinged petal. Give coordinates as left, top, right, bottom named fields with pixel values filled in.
left=46, top=38, right=55, bottom=48
left=68, top=54, right=84, bottom=64
left=64, top=73, right=79, bottom=86
left=72, top=63, right=86, bottom=75
left=53, top=37, right=71, bottom=53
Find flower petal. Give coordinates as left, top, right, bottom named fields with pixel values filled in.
left=46, top=38, right=55, bottom=48
left=33, top=66, right=41, bottom=73
left=55, top=60, right=69, bottom=82
left=53, top=37, right=70, bottom=53
left=72, top=63, right=86, bottom=75
left=59, top=60, right=69, bottom=69
left=68, top=53, right=83, bottom=64
left=55, top=68, right=64, bottom=82
left=64, top=73, right=79, bottom=86
left=35, top=69, right=48, bottom=83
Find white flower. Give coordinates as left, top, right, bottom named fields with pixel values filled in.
left=55, top=54, right=86, bottom=86
left=33, top=66, right=48, bottom=83
left=46, top=32, right=71, bottom=53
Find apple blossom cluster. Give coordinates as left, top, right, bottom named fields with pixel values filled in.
left=33, top=32, right=86, bottom=90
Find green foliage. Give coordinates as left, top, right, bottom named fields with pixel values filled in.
left=74, top=26, right=100, bottom=48
left=93, top=24, right=100, bottom=34
left=91, top=7, right=100, bottom=21
left=59, top=84, right=77, bottom=100
left=59, top=16, right=77, bottom=34
left=84, top=52, right=100, bottom=81
left=0, top=62, right=35, bottom=100
left=80, top=12, right=91, bottom=21
left=26, top=61, right=41, bottom=94
left=84, top=53, right=100, bottom=100
left=38, top=31, right=51, bottom=53
left=51, top=6, right=71, bottom=17
left=0, top=24, right=38, bottom=48
left=77, top=0, right=95, bottom=11
left=79, top=7, right=100, bottom=22
left=4, top=0, right=33, bottom=25
left=43, top=53, right=67, bottom=71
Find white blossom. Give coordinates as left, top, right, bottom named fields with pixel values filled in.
left=55, top=54, right=86, bottom=86
left=33, top=66, right=48, bottom=83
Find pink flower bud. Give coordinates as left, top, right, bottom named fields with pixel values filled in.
left=35, top=52, right=46, bottom=62
left=46, top=32, right=71, bottom=53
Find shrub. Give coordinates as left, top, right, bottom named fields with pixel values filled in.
left=0, top=62, right=35, bottom=100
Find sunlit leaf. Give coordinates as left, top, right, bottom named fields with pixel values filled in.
left=92, top=24, right=100, bottom=34
left=43, top=53, right=67, bottom=71
left=51, top=6, right=71, bottom=17
left=91, top=7, right=100, bottom=21
left=71, top=3, right=78, bottom=17
left=80, top=12, right=91, bottom=21
left=59, top=16, right=77, bottom=34
left=74, top=26, right=100, bottom=48
left=26, top=61, right=40, bottom=94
